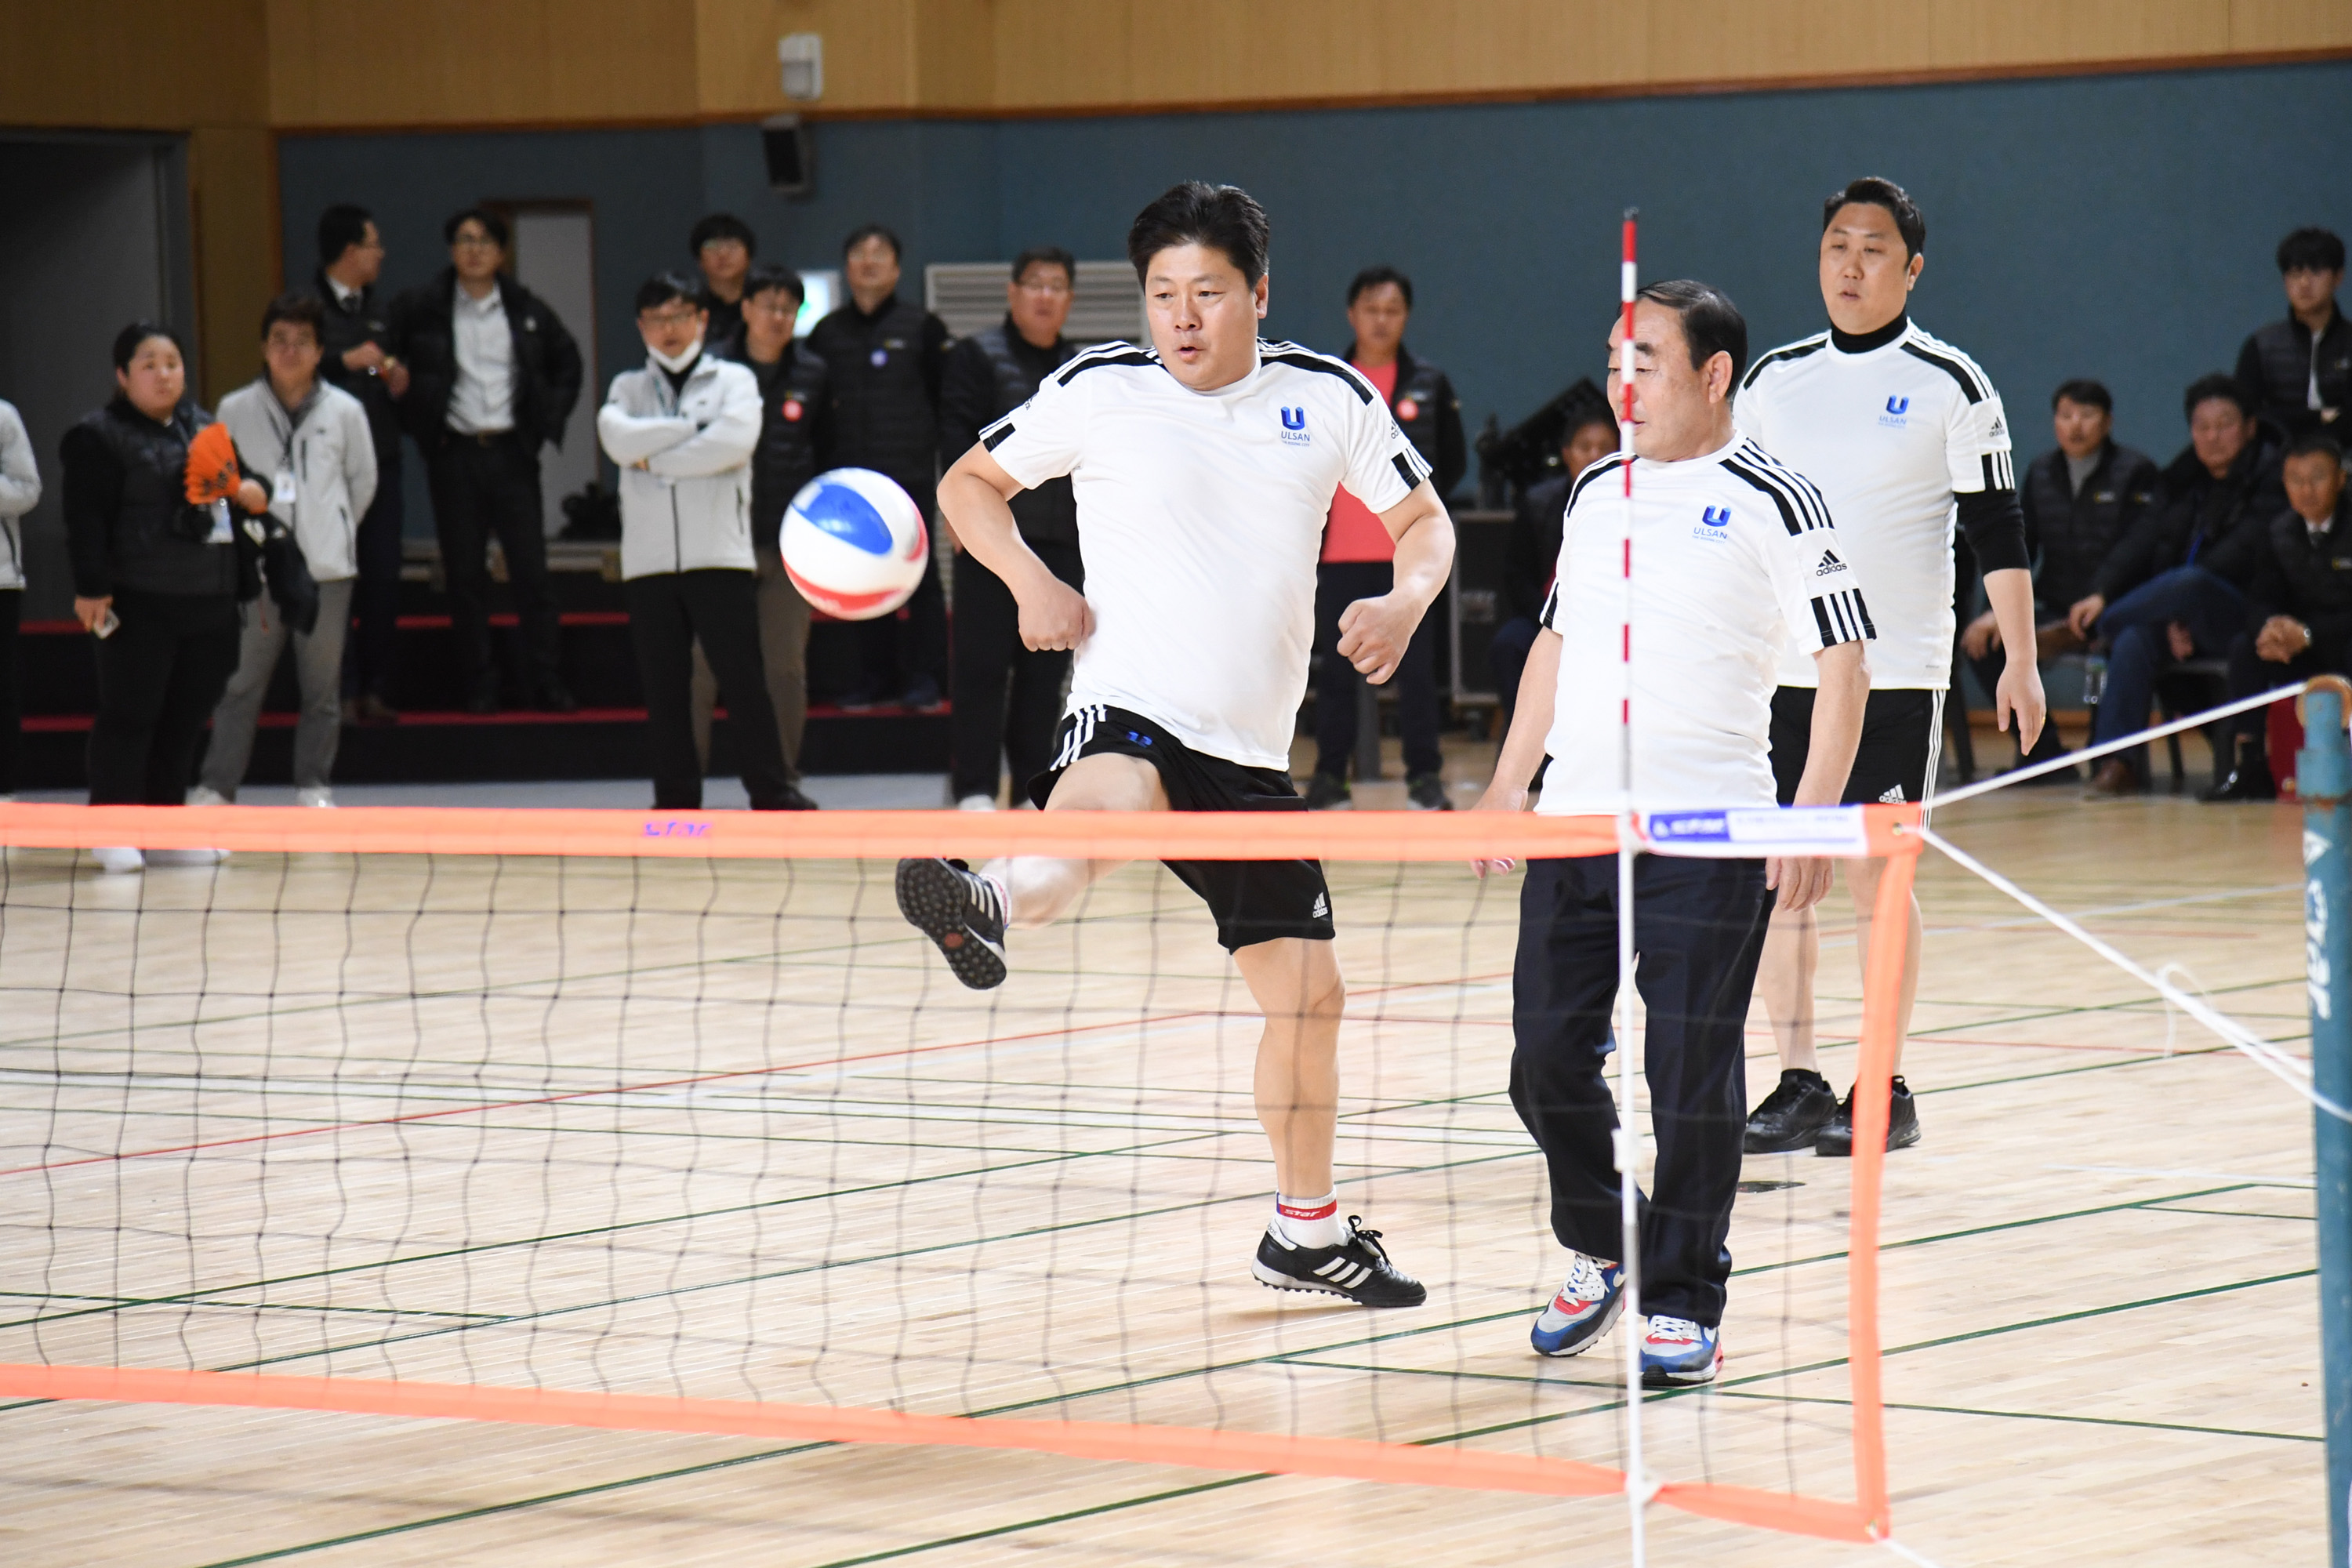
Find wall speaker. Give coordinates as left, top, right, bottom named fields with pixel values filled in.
left=762, top=114, right=812, bottom=198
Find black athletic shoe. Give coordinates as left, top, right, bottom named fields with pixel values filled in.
left=1303, top=772, right=1352, bottom=811
left=895, top=857, right=1008, bottom=990
left=1743, top=1068, right=1838, bottom=1153
left=2200, top=753, right=2278, bottom=802
left=1252, top=1217, right=1426, bottom=1308
left=1406, top=772, right=1455, bottom=811
left=758, top=782, right=821, bottom=811
left=1814, top=1076, right=1921, bottom=1157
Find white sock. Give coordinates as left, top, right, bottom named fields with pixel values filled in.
left=1272, top=1192, right=1345, bottom=1249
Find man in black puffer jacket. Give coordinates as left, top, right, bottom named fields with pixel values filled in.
left=804, top=223, right=950, bottom=709
left=2068, top=373, right=2285, bottom=793
left=2234, top=227, right=2349, bottom=441
left=390, top=207, right=583, bottom=713
left=937, top=246, right=1081, bottom=808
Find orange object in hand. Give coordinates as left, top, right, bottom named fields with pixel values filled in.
left=183, top=423, right=241, bottom=506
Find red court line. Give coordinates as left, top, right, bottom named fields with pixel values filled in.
left=0, top=1363, right=1878, bottom=1541
left=0, top=1009, right=1210, bottom=1179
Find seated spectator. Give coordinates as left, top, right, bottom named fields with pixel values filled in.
left=2069, top=373, right=2285, bottom=794
left=689, top=263, right=825, bottom=809
left=691, top=212, right=757, bottom=362
left=2236, top=227, right=2348, bottom=439
left=1959, top=378, right=2157, bottom=772
left=195, top=293, right=378, bottom=808
left=1489, top=385, right=1615, bottom=734
left=596, top=271, right=793, bottom=812
left=2206, top=432, right=2352, bottom=800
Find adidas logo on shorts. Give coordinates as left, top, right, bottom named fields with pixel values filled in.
left=1878, top=783, right=1906, bottom=804
left=1310, top=892, right=1330, bottom=920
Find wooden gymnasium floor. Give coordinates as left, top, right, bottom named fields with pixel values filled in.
left=0, top=769, right=2325, bottom=1566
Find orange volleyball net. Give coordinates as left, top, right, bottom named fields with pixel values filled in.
left=0, top=801, right=1918, bottom=1551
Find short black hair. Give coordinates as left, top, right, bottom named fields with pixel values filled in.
left=844, top=223, right=902, bottom=262
left=1635, top=278, right=1748, bottom=393
left=1823, top=176, right=1926, bottom=260
left=2183, top=372, right=2257, bottom=422
left=691, top=212, right=757, bottom=256
left=1127, top=181, right=1270, bottom=287
left=742, top=263, right=805, bottom=304
left=317, top=204, right=374, bottom=268
left=1011, top=245, right=1077, bottom=285
left=1347, top=265, right=1414, bottom=310
left=443, top=206, right=510, bottom=249
left=1559, top=380, right=1617, bottom=450
left=2285, top=431, right=2347, bottom=466
left=260, top=292, right=325, bottom=342
left=634, top=270, right=706, bottom=315
left=2278, top=227, right=2347, bottom=274
left=111, top=321, right=185, bottom=372
left=2051, top=378, right=2112, bottom=413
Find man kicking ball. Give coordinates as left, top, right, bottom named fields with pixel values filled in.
left=1473, top=281, right=1867, bottom=1385
left=898, top=181, right=1454, bottom=1308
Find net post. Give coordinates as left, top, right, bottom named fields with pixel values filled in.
left=2299, top=676, right=2352, bottom=1568
left=1846, top=814, right=1919, bottom=1538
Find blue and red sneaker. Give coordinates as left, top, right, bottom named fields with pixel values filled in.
left=1530, top=1252, right=1624, bottom=1357
left=1639, top=1314, right=1722, bottom=1387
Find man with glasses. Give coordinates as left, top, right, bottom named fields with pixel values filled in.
left=690, top=213, right=758, bottom=362
left=688, top=263, right=828, bottom=808
left=311, top=204, right=408, bottom=724
left=391, top=207, right=584, bottom=713
left=938, top=246, right=1083, bottom=808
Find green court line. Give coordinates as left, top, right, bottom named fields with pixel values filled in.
left=1705, top=1389, right=2321, bottom=1445
left=2138, top=1206, right=2314, bottom=1222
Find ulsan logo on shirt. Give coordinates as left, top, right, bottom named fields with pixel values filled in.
left=1815, top=549, right=1847, bottom=578
left=1878, top=394, right=1910, bottom=428
left=1691, top=503, right=1731, bottom=540
left=1279, top=407, right=1311, bottom=446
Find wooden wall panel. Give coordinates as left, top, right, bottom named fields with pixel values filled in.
left=697, top=0, right=919, bottom=115
left=266, top=0, right=700, bottom=128
left=2229, top=0, right=2352, bottom=53
left=0, top=0, right=267, bottom=129
left=188, top=127, right=280, bottom=407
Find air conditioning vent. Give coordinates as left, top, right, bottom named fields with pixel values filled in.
left=924, top=261, right=1145, bottom=346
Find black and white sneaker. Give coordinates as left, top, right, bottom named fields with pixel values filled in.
left=895, top=857, right=1008, bottom=990
left=1814, top=1076, right=1922, bottom=1156
left=1251, top=1217, right=1426, bottom=1308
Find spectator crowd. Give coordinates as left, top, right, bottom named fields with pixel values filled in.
left=0, top=209, right=2342, bottom=848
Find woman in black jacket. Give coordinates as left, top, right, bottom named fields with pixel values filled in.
left=64, top=323, right=267, bottom=863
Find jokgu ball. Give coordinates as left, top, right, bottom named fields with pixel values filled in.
left=779, top=468, right=930, bottom=620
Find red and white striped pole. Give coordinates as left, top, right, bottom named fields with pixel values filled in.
left=1612, top=206, right=1652, bottom=1566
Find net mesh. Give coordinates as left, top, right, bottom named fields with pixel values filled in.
left=3, top=803, right=1918, bottom=1548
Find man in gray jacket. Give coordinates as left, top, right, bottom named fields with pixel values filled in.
left=597, top=271, right=794, bottom=811
left=196, top=293, right=376, bottom=807
left=0, top=395, right=39, bottom=799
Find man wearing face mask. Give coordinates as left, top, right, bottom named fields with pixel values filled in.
left=597, top=271, right=793, bottom=814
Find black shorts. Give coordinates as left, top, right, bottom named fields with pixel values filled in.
left=1769, top=687, right=1943, bottom=808
left=1028, top=704, right=1335, bottom=952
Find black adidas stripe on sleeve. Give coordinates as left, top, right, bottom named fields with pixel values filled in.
left=1261, top=344, right=1380, bottom=404
left=1723, top=455, right=1832, bottom=536
left=1900, top=340, right=1990, bottom=404
left=982, top=424, right=1014, bottom=451
left=1810, top=586, right=1875, bottom=646
left=1738, top=335, right=1830, bottom=391
left=1053, top=344, right=1157, bottom=387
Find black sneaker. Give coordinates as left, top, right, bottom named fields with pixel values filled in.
left=1406, top=772, right=1454, bottom=811
left=1814, top=1076, right=1921, bottom=1156
left=1302, top=772, right=1352, bottom=811
left=1743, top=1068, right=1838, bottom=1153
left=2200, top=751, right=2277, bottom=802
left=1252, top=1217, right=1425, bottom=1307
left=757, top=782, right=821, bottom=811
left=895, top=858, right=1008, bottom=990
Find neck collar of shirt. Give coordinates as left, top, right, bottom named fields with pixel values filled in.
left=325, top=275, right=362, bottom=309
left=1182, top=343, right=1263, bottom=399
left=1829, top=314, right=1910, bottom=355
left=1634, top=430, right=1743, bottom=473
left=270, top=377, right=321, bottom=426
left=851, top=293, right=897, bottom=324
left=1001, top=312, right=1065, bottom=359
left=455, top=277, right=503, bottom=311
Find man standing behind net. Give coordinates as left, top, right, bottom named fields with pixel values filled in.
left=688, top=264, right=826, bottom=810
left=597, top=271, right=793, bottom=814
left=901, top=181, right=1454, bottom=1306
left=806, top=224, right=950, bottom=710
left=310, top=205, right=408, bottom=726
left=391, top=208, right=583, bottom=715
left=1736, top=177, right=2044, bottom=1160
left=1472, top=280, right=1867, bottom=1386
left=938, top=246, right=1081, bottom=810
left=1303, top=267, right=1466, bottom=813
